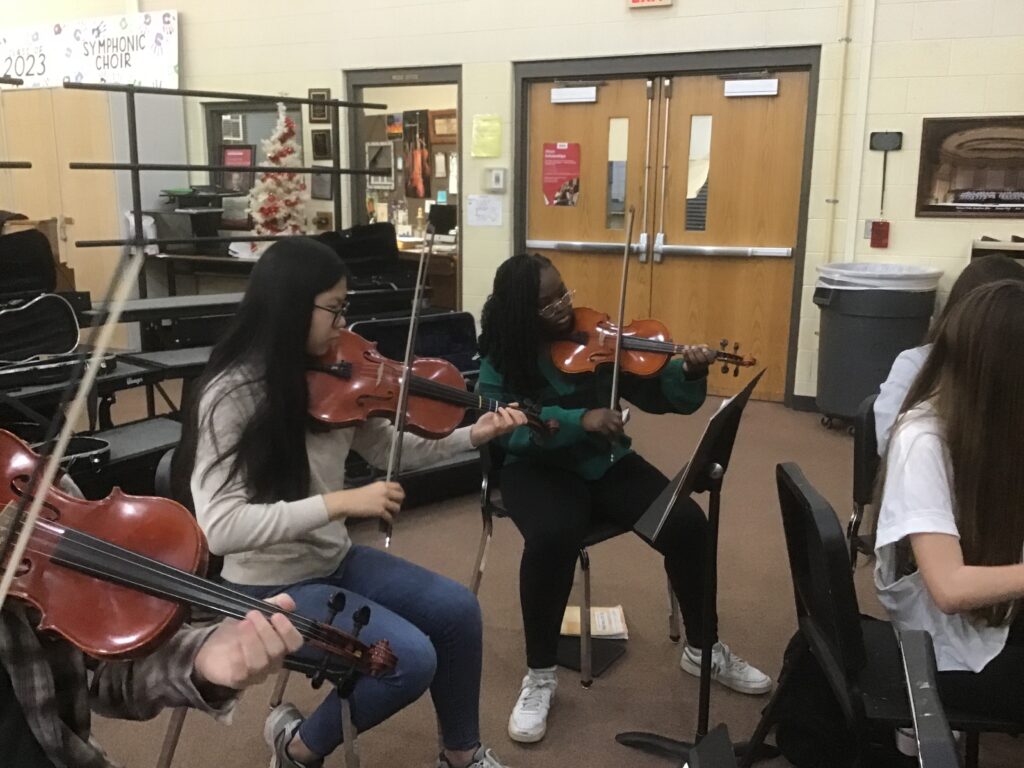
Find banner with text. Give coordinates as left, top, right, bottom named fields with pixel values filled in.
left=0, top=10, right=179, bottom=89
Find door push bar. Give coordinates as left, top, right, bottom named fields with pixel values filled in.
left=652, top=232, right=791, bottom=261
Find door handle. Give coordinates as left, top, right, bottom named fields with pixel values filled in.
left=525, top=239, right=644, bottom=255
left=651, top=233, right=792, bottom=260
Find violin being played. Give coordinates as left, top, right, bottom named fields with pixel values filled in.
left=0, top=429, right=396, bottom=677
left=308, top=329, right=556, bottom=439
left=551, top=305, right=757, bottom=379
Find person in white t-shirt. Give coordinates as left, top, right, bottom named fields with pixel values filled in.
left=875, top=279, right=1024, bottom=719
left=874, top=253, right=1024, bottom=455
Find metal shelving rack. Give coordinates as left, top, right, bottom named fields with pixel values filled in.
left=62, top=81, right=388, bottom=296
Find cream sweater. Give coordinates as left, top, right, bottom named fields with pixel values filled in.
left=191, top=371, right=474, bottom=586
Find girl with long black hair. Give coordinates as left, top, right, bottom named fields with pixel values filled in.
left=477, top=253, right=771, bottom=744
left=177, top=238, right=525, bottom=768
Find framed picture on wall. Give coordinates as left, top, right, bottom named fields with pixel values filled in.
left=308, top=88, right=331, bottom=124
left=366, top=141, right=395, bottom=190
left=311, top=170, right=333, bottom=200
left=311, top=129, right=332, bottom=161
left=916, top=116, right=1024, bottom=218
left=218, top=144, right=255, bottom=194
left=429, top=109, right=458, bottom=144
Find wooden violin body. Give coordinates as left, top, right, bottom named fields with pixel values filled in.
left=551, top=307, right=756, bottom=379
left=552, top=307, right=673, bottom=378
left=0, top=430, right=396, bottom=676
left=309, top=330, right=555, bottom=438
left=309, top=331, right=468, bottom=439
left=2, top=431, right=205, bottom=659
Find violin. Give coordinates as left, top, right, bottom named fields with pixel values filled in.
left=308, top=330, right=556, bottom=438
left=551, top=307, right=757, bottom=379
left=0, top=429, right=396, bottom=677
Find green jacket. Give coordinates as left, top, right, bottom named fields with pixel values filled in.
left=477, top=351, right=707, bottom=480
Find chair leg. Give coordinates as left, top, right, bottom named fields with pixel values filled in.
left=667, top=576, right=682, bottom=643
left=156, top=707, right=188, bottom=768
left=269, top=669, right=291, bottom=709
left=737, top=636, right=809, bottom=768
left=847, top=503, right=864, bottom=569
left=469, top=511, right=493, bottom=596
left=964, top=731, right=979, bottom=768
left=340, top=696, right=360, bottom=768
left=580, top=548, right=593, bottom=689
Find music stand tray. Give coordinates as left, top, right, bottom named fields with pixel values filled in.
left=618, top=371, right=766, bottom=763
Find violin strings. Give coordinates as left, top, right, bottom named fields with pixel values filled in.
left=323, top=366, right=524, bottom=415
left=6, top=519, right=347, bottom=648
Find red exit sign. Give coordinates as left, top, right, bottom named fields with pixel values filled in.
left=629, top=0, right=673, bottom=6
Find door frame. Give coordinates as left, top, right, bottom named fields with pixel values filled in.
left=513, top=46, right=821, bottom=407
left=345, top=64, right=462, bottom=227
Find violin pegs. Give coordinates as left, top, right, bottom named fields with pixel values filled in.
left=721, top=362, right=729, bottom=375
left=352, top=605, right=372, bottom=637
left=719, top=338, right=728, bottom=351
left=329, top=591, right=347, bottom=614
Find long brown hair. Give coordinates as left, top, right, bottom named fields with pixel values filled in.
left=895, top=279, right=1024, bottom=626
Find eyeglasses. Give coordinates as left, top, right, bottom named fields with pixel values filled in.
left=538, top=288, right=575, bottom=320
left=314, top=301, right=350, bottom=329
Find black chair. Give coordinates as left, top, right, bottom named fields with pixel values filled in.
left=898, top=628, right=961, bottom=768
left=469, top=442, right=682, bottom=687
left=848, top=394, right=879, bottom=568
left=741, top=463, right=1020, bottom=768
left=154, top=448, right=206, bottom=768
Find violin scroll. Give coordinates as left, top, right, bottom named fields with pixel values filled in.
left=718, top=339, right=757, bottom=377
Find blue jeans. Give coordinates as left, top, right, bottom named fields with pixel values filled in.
left=227, top=545, right=483, bottom=756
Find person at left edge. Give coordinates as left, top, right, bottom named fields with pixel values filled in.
left=177, top=237, right=526, bottom=768
left=0, top=473, right=305, bottom=768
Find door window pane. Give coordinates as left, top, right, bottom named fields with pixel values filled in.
left=606, top=117, right=628, bottom=229
left=686, top=115, right=712, bottom=231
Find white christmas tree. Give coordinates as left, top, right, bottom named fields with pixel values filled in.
left=247, top=102, right=308, bottom=250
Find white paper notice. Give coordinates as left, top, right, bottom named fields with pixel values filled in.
left=467, top=194, right=502, bottom=227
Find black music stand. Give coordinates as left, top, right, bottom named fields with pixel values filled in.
left=616, top=370, right=765, bottom=763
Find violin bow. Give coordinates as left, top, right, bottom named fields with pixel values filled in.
left=608, top=206, right=636, bottom=422
left=381, top=223, right=435, bottom=548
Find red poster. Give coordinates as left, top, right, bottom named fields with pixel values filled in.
left=543, top=142, right=581, bottom=206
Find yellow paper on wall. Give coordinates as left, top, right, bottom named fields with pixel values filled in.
left=471, top=114, right=502, bottom=158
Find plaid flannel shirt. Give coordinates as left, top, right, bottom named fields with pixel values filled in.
left=0, top=605, right=236, bottom=768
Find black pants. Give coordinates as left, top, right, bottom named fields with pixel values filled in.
left=500, top=453, right=716, bottom=668
left=937, top=612, right=1024, bottom=721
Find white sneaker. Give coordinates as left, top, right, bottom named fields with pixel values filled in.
left=436, top=745, right=510, bottom=767
left=265, top=703, right=321, bottom=768
left=680, top=642, right=772, bottom=695
left=507, top=666, right=558, bottom=743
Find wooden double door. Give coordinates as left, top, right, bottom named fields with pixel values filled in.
left=525, top=71, right=810, bottom=401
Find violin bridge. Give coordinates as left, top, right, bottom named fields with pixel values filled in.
left=376, top=363, right=384, bottom=386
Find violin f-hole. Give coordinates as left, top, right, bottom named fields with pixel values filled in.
left=10, top=476, right=60, bottom=521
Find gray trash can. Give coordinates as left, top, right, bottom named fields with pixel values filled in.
left=814, top=263, right=942, bottom=422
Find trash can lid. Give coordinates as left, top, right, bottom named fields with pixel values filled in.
left=816, top=262, right=943, bottom=291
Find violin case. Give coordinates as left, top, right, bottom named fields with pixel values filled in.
left=316, top=223, right=427, bottom=315
left=0, top=227, right=112, bottom=390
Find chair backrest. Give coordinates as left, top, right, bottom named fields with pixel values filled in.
left=853, top=394, right=880, bottom=506
left=776, top=463, right=866, bottom=708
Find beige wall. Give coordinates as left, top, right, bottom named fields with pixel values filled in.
left=7, top=0, right=1024, bottom=397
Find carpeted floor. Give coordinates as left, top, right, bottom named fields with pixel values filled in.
left=91, top=396, right=1022, bottom=767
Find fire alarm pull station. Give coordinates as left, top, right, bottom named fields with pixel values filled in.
left=868, top=131, right=902, bottom=249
